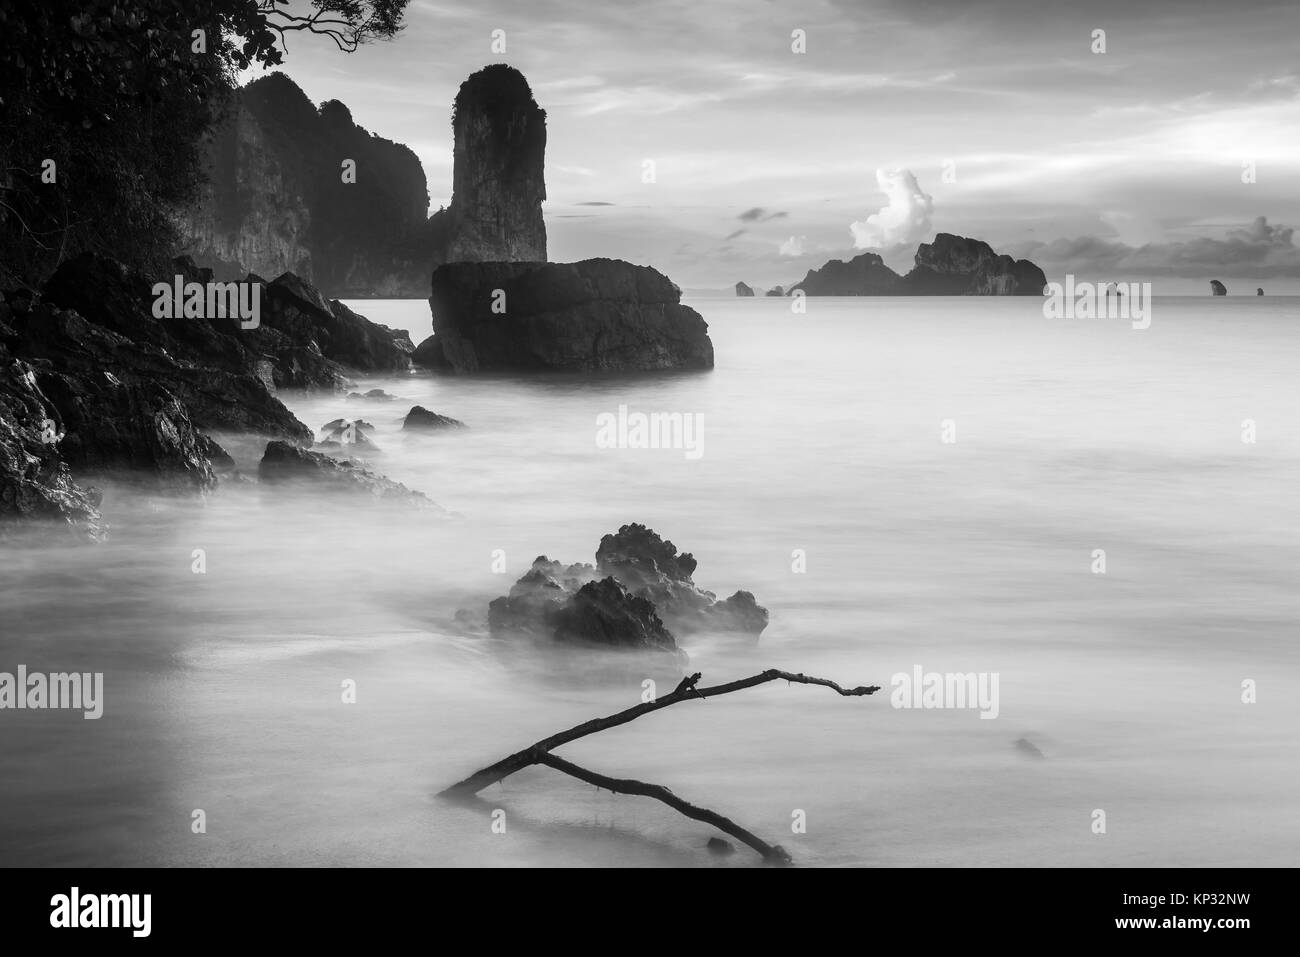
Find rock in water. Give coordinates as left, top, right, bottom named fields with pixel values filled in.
left=707, top=837, right=736, bottom=855
left=434, top=65, right=547, bottom=264
left=1210, top=280, right=1227, bottom=296
left=551, top=577, right=678, bottom=652
left=403, top=406, right=466, bottom=431
left=257, top=441, right=441, bottom=509
left=415, top=259, right=714, bottom=373
left=735, top=282, right=755, bottom=297
left=901, top=234, right=1045, bottom=295
left=1257, top=287, right=1264, bottom=296
left=765, top=286, right=785, bottom=297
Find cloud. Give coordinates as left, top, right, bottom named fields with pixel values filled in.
left=738, top=207, right=789, bottom=222
left=1010, top=217, right=1300, bottom=278
left=779, top=235, right=808, bottom=256
left=850, top=169, right=934, bottom=250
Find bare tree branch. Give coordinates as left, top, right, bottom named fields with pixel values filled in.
left=536, top=752, right=793, bottom=865
left=440, top=669, right=881, bottom=863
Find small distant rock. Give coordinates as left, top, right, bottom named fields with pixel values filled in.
left=403, top=405, right=466, bottom=431
left=735, top=282, right=755, bottom=297
left=707, top=837, right=735, bottom=855
left=764, top=285, right=785, bottom=297
left=318, top=418, right=380, bottom=451
left=1257, top=287, right=1264, bottom=296
left=1014, top=737, right=1046, bottom=759
left=1210, top=280, right=1227, bottom=296
left=347, top=389, right=401, bottom=403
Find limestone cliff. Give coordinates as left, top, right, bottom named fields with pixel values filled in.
left=433, top=65, right=547, bottom=264
left=179, top=73, right=431, bottom=298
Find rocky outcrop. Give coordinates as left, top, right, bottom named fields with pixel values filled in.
left=257, top=440, right=440, bottom=509
left=403, top=406, right=466, bottom=430
left=735, top=282, right=755, bottom=297
left=179, top=73, right=432, bottom=298
left=414, top=258, right=714, bottom=373
left=0, top=355, right=105, bottom=542
left=1211, top=280, right=1227, bottom=296
left=595, top=523, right=769, bottom=637
left=432, top=65, right=547, bottom=265
left=900, top=234, right=1045, bottom=295
left=486, top=524, right=767, bottom=651
left=789, top=251, right=902, bottom=296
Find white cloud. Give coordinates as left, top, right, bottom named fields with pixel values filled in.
left=850, top=169, right=934, bottom=250
left=779, top=235, right=808, bottom=256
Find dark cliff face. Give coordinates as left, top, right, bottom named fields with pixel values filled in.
left=436, top=65, right=548, bottom=264
left=179, top=73, right=432, bottom=298
left=901, top=233, right=1046, bottom=295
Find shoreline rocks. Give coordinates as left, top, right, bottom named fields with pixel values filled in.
left=258, top=440, right=440, bottom=509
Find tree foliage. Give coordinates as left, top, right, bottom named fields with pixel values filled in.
left=0, top=0, right=408, bottom=288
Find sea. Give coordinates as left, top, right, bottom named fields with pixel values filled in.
left=1, top=295, right=1297, bottom=867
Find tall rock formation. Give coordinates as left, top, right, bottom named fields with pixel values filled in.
left=432, top=65, right=548, bottom=264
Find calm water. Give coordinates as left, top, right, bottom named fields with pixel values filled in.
left=2, top=295, right=1298, bottom=867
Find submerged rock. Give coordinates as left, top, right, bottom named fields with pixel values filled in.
left=415, top=258, right=714, bottom=373
left=403, top=406, right=466, bottom=430
left=1210, top=280, right=1227, bottom=296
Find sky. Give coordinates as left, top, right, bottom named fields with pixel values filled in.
left=257, top=0, right=1300, bottom=292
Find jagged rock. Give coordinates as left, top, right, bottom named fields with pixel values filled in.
left=735, top=282, right=755, bottom=297
left=596, top=523, right=768, bottom=637
left=789, top=251, right=902, bottom=296
left=432, top=65, right=547, bottom=265
left=551, top=577, right=678, bottom=651
left=257, top=440, right=439, bottom=508
left=0, top=357, right=105, bottom=542
left=403, top=406, right=466, bottom=430
left=765, top=285, right=786, bottom=297
left=486, top=524, right=768, bottom=647
left=415, top=258, right=714, bottom=373
left=488, top=556, right=597, bottom=638
left=261, top=273, right=413, bottom=372
left=1210, top=280, right=1227, bottom=296
left=901, top=234, right=1045, bottom=295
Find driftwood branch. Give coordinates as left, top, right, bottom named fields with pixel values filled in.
left=537, top=752, right=793, bottom=865
left=441, top=669, right=880, bottom=863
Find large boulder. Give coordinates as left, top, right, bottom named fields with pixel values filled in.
left=488, top=556, right=598, bottom=638
left=415, top=258, right=715, bottom=373
left=552, top=577, right=678, bottom=652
